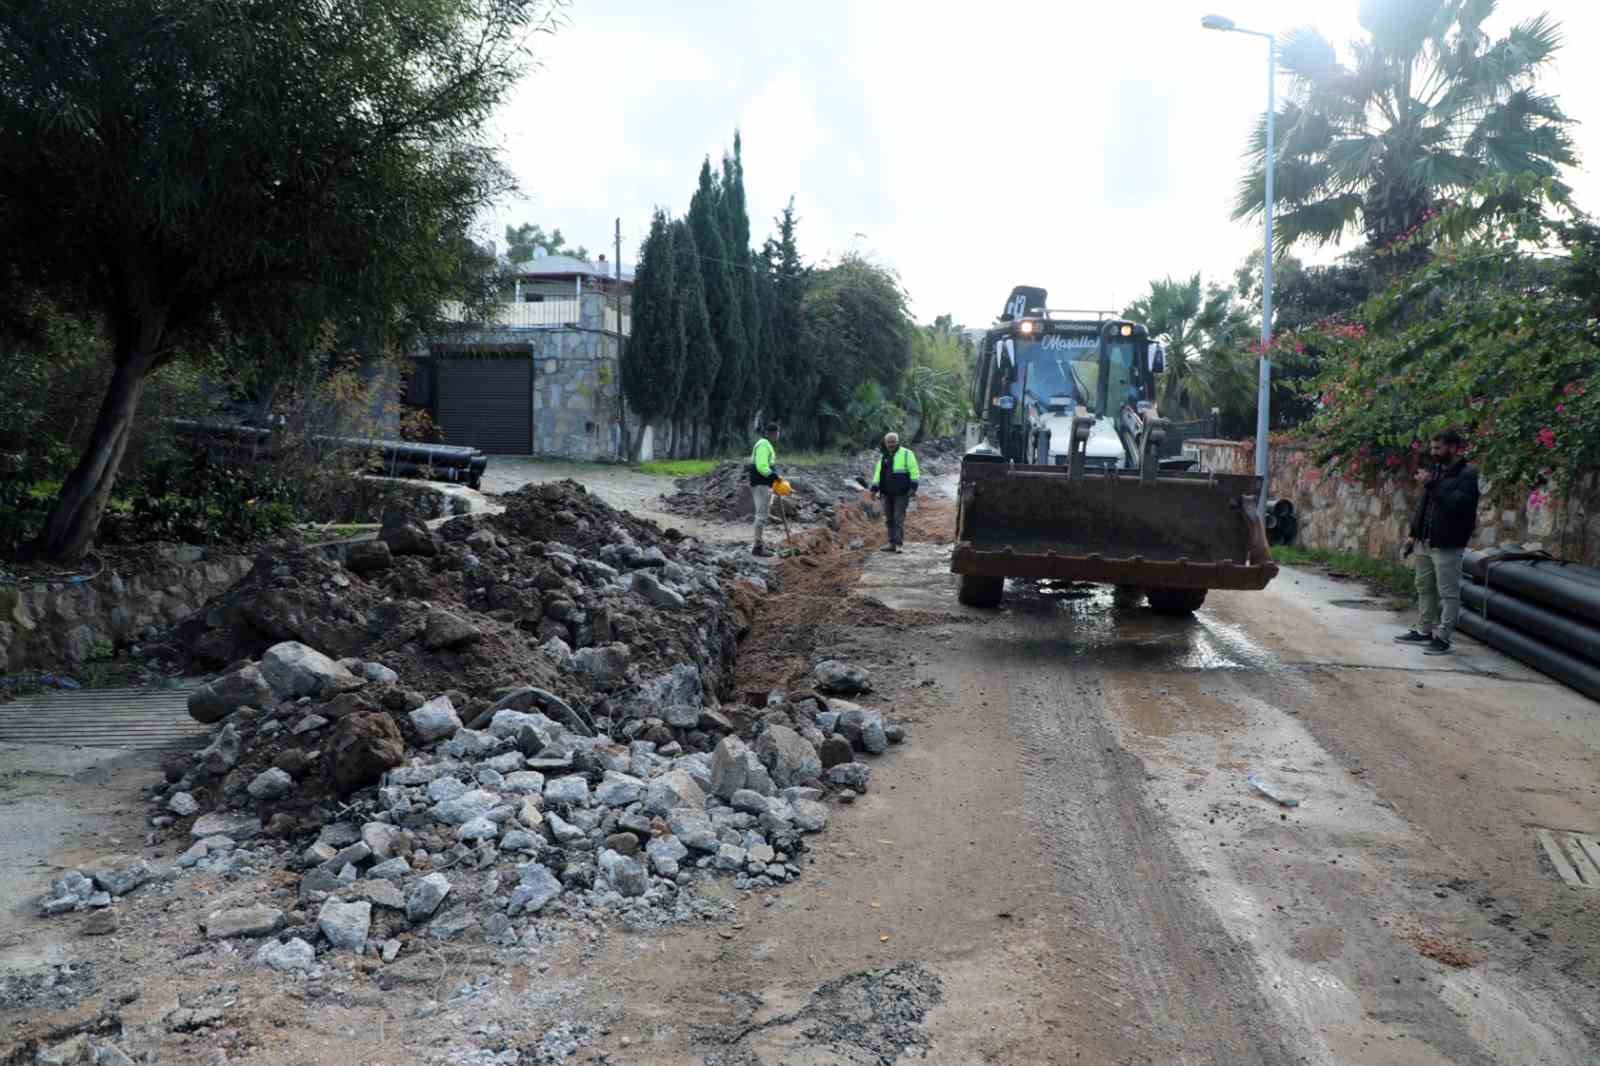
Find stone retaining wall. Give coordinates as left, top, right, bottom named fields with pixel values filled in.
left=1, top=547, right=253, bottom=673
left=1190, top=439, right=1600, bottom=565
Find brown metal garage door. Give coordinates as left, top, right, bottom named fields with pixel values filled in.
left=435, top=355, right=532, bottom=454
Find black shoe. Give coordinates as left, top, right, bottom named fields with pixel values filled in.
left=752, top=545, right=772, bottom=557
left=1422, top=637, right=1453, bottom=656
left=1393, top=630, right=1432, bottom=644
left=879, top=544, right=896, bottom=553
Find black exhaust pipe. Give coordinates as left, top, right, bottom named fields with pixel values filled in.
left=1459, top=581, right=1600, bottom=666
left=1455, top=610, right=1600, bottom=703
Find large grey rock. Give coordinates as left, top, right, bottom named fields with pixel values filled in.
left=441, top=729, right=499, bottom=759
left=380, top=510, right=436, bottom=557
left=345, top=539, right=393, bottom=576
left=167, top=791, right=200, bottom=817
left=629, top=571, right=685, bottom=610
left=641, top=769, right=706, bottom=816
left=662, top=704, right=701, bottom=729
left=509, top=863, right=562, bottom=915
left=317, top=899, right=371, bottom=950
left=361, top=661, right=400, bottom=685
left=594, top=771, right=645, bottom=808
left=543, top=774, right=590, bottom=806
left=204, top=904, right=284, bottom=939
left=430, top=789, right=500, bottom=826
left=426, top=776, right=467, bottom=802
left=254, top=936, right=316, bottom=973
left=730, top=789, right=771, bottom=815
left=574, top=644, right=631, bottom=686
left=645, top=835, right=689, bottom=877
left=83, top=855, right=151, bottom=897
left=455, top=816, right=498, bottom=842
left=368, top=857, right=412, bottom=881
left=406, top=873, right=452, bottom=922
left=709, top=736, right=753, bottom=799
left=503, top=771, right=545, bottom=795
left=360, top=822, right=401, bottom=861
left=825, top=762, right=871, bottom=792
left=352, top=878, right=406, bottom=910
left=598, top=849, right=649, bottom=897
left=790, top=798, right=829, bottom=832
left=812, top=659, right=871, bottom=695
left=713, top=844, right=748, bottom=871
left=198, top=723, right=242, bottom=775
left=423, top=609, right=481, bottom=651
left=755, top=725, right=823, bottom=788
left=247, top=767, right=294, bottom=801
left=639, top=664, right=703, bottom=707
left=260, top=641, right=363, bottom=699
left=409, top=695, right=462, bottom=743
left=190, top=810, right=262, bottom=840
left=187, top=664, right=272, bottom=724
left=544, top=811, right=585, bottom=845
left=487, top=707, right=558, bottom=741
left=666, top=809, right=719, bottom=852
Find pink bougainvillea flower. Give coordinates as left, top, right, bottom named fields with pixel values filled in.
left=1528, top=490, right=1548, bottom=513
left=1536, top=427, right=1557, bottom=449
left=1556, top=403, right=1566, bottom=416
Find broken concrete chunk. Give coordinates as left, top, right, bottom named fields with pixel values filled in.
left=260, top=641, right=364, bottom=700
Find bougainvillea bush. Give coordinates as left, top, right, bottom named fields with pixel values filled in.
left=1291, top=180, right=1600, bottom=510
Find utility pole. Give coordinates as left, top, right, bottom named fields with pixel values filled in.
left=614, top=217, right=622, bottom=334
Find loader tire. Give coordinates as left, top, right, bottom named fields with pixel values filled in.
left=957, top=574, right=1005, bottom=608
left=1112, top=585, right=1146, bottom=609
left=1147, top=587, right=1208, bottom=615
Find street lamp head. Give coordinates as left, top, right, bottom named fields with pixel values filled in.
left=1201, top=14, right=1236, bottom=31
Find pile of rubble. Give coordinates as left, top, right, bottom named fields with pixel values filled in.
left=37, top=478, right=909, bottom=975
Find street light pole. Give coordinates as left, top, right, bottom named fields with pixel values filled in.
left=1203, top=14, right=1276, bottom=519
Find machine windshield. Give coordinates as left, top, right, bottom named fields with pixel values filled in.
left=1014, top=338, right=1099, bottom=411
left=1103, top=341, right=1140, bottom=415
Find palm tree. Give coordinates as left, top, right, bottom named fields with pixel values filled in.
left=1123, top=275, right=1254, bottom=420
left=1234, top=1, right=1575, bottom=252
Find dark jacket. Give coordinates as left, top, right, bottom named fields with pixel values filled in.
left=1408, top=458, right=1480, bottom=550
left=873, top=446, right=920, bottom=497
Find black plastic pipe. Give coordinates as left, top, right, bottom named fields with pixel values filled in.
left=1459, top=580, right=1600, bottom=665
left=1455, top=610, right=1600, bottom=703
left=1464, top=548, right=1600, bottom=587
left=1458, top=550, right=1600, bottom=626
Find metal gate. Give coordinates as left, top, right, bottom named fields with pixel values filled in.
left=434, top=354, right=532, bottom=454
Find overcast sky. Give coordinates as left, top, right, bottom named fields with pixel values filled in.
left=485, top=0, right=1600, bottom=326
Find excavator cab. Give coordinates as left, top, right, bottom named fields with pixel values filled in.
left=954, top=286, right=1277, bottom=613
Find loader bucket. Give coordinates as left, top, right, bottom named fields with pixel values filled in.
left=951, top=461, right=1278, bottom=591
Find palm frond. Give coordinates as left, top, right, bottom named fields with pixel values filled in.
left=1275, top=196, right=1363, bottom=248
left=1278, top=27, right=1339, bottom=85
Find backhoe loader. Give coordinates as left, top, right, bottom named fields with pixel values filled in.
left=953, top=286, right=1277, bottom=613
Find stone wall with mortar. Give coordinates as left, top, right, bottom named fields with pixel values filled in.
left=1190, top=439, right=1600, bottom=565
left=1, top=547, right=253, bottom=673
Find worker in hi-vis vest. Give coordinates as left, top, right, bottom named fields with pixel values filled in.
left=870, top=431, right=920, bottom=553
left=747, top=421, right=782, bottom=557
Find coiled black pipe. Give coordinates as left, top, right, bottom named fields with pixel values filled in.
left=1460, top=580, right=1600, bottom=665
left=1455, top=610, right=1600, bottom=702
left=1458, top=549, right=1600, bottom=626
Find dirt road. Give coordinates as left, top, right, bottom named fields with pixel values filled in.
left=3, top=464, right=1598, bottom=1064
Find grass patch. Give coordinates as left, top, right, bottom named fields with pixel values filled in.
left=1272, top=545, right=1416, bottom=602
left=637, top=459, right=720, bottom=478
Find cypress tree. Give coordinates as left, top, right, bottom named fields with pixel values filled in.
left=764, top=200, right=813, bottom=440
left=672, top=218, right=717, bottom=459
left=620, top=210, right=684, bottom=448
left=724, top=133, right=766, bottom=435
left=689, top=158, right=741, bottom=455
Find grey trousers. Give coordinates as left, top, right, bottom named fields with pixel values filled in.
left=751, top=484, right=774, bottom=545
left=1415, top=545, right=1464, bottom=641
left=885, top=494, right=910, bottom=546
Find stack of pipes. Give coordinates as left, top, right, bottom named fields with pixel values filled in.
left=1457, top=548, right=1600, bottom=701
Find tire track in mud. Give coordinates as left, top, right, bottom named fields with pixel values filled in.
left=955, top=625, right=1301, bottom=1065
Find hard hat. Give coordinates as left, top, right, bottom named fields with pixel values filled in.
left=773, top=478, right=793, bottom=497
